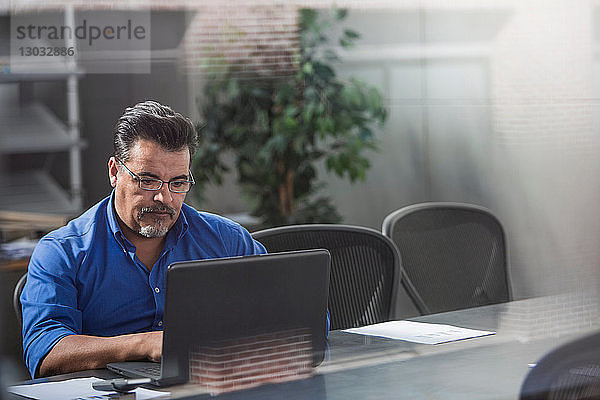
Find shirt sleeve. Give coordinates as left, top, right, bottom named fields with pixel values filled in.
left=226, top=223, right=267, bottom=256
left=21, top=237, right=82, bottom=378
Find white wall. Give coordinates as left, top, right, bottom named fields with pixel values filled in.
left=320, top=1, right=600, bottom=299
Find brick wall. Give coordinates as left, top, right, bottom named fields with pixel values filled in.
left=188, top=329, right=314, bottom=395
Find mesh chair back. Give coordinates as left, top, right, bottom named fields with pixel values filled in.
left=520, top=332, right=600, bottom=400
left=252, top=224, right=410, bottom=330
left=13, top=273, right=27, bottom=326
left=382, top=202, right=511, bottom=314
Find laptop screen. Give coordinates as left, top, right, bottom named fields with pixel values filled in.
left=160, top=249, right=331, bottom=387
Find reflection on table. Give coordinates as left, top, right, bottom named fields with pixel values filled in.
left=7, top=288, right=600, bottom=400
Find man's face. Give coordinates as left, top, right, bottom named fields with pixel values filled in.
left=109, top=139, right=191, bottom=239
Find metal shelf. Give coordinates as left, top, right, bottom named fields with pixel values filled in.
left=0, top=69, right=84, bottom=83
left=0, top=103, right=82, bottom=154
left=0, top=170, right=80, bottom=215
left=1, top=7, right=84, bottom=216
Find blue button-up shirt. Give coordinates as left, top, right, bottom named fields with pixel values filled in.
left=21, top=193, right=266, bottom=378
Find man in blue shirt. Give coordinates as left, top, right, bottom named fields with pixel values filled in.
left=21, top=100, right=266, bottom=378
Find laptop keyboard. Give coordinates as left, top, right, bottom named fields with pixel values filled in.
left=134, top=365, right=161, bottom=377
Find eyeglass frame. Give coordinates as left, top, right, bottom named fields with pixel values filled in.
left=115, top=158, right=195, bottom=193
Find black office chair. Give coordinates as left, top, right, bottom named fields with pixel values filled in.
left=382, top=202, right=511, bottom=314
left=13, top=273, right=27, bottom=327
left=520, top=331, right=600, bottom=400
left=252, top=224, right=426, bottom=330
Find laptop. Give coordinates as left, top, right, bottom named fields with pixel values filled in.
left=107, top=249, right=331, bottom=387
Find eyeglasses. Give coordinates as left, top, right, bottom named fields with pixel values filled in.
left=116, top=158, right=195, bottom=193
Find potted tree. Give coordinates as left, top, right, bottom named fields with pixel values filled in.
left=193, top=8, right=386, bottom=227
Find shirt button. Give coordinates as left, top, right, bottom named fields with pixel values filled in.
left=158, top=321, right=163, bottom=327
left=155, top=287, right=160, bottom=293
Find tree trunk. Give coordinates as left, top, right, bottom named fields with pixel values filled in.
left=277, top=162, right=295, bottom=217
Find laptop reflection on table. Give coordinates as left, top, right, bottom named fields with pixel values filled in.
left=108, top=249, right=331, bottom=389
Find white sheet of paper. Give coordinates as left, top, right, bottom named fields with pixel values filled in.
left=342, top=320, right=495, bottom=344
left=8, top=377, right=169, bottom=400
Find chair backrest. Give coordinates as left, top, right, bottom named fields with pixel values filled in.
left=520, top=331, right=600, bottom=400
left=382, top=202, right=511, bottom=315
left=252, top=224, right=425, bottom=330
left=13, top=273, right=27, bottom=327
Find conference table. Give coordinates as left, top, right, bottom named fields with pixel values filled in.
left=8, top=288, right=600, bottom=399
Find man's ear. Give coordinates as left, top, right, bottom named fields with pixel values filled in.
left=108, top=157, right=118, bottom=188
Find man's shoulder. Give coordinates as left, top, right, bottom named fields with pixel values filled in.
left=43, top=196, right=110, bottom=243
left=179, top=203, right=265, bottom=257
left=181, top=203, right=245, bottom=234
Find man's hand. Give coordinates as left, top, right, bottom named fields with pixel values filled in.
left=38, top=330, right=163, bottom=377
left=140, top=331, right=163, bottom=362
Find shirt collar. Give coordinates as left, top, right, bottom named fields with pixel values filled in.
left=106, top=190, right=189, bottom=251
left=165, top=205, right=189, bottom=249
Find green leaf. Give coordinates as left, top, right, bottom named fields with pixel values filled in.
left=340, top=37, right=352, bottom=48
left=299, top=8, right=318, bottom=31
left=314, top=63, right=335, bottom=81
left=283, top=105, right=298, bottom=118
left=302, top=103, right=315, bottom=124
left=226, top=79, right=240, bottom=98
left=282, top=115, right=298, bottom=131
left=335, top=9, right=348, bottom=20
left=343, top=29, right=360, bottom=39
left=323, top=49, right=339, bottom=62
left=262, top=134, right=288, bottom=156
left=293, top=135, right=306, bottom=154
left=302, top=62, right=313, bottom=75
